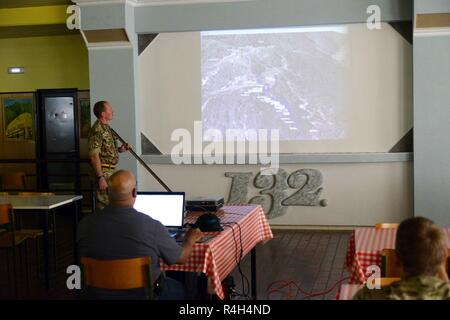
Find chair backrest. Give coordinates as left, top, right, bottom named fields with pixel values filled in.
left=380, top=277, right=400, bottom=286
left=0, top=204, right=12, bottom=225
left=1, top=172, right=26, bottom=190
left=447, top=249, right=450, bottom=275
left=381, top=248, right=401, bottom=277
left=382, top=248, right=450, bottom=277
left=80, top=257, right=153, bottom=294
left=375, top=223, right=399, bottom=230
left=18, top=192, right=55, bottom=196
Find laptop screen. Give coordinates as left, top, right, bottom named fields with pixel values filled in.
left=134, top=192, right=185, bottom=228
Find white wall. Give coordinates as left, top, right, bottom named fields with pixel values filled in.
left=138, top=23, right=412, bottom=154
left=137, top=162, right=413, bottom=226
left=136, top=22, right=413, bottom=226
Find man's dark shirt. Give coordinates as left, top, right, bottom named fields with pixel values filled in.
left=77, top=205, right=182, bottom=281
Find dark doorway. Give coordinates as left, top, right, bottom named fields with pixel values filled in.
left=36, top=89, right=80, bottom=193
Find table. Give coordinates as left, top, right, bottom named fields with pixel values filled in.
left=345, top=227, right=450, bottom=284
left=0, top=195, right=83, bottom=291
left=160, top=204, right=273, bottom=300
left=337, top=284, right=363, bottom=300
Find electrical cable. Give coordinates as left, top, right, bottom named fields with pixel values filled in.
left=221, top=221, right=251, bottom=299
left=266, top=277, right=351, bottom=300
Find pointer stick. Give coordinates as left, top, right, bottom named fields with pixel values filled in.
left=110, top=127, right=172, bottom=192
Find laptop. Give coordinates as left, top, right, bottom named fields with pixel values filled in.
left=134, top=192, right=185, bottom=237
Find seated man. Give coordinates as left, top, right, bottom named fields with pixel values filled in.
left=354, top=217, right=450, bottom=300
left=77, top=170, right=203, bottom=299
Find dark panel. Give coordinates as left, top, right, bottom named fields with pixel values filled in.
left=138, top=33, right=159, bottom=55
left=141, top=132, right=162, bottom=155
left=83, top=29, right=129, bottom=43
left=389, top=128, right=413, bottom=152
left=388, top=21, right=412, bottom=44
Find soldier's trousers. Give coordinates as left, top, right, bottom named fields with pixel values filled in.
left=93, top=168, right=115, bottom=210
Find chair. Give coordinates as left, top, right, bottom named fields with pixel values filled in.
left=0, top=204, right=31, bottom=297
left=1, top=172, right=26, bottom=191
left=380, top=277, right=400, bottom=286
left=381, top=248, right=402, bottom=277
left=18, top=192, right=55, bottom=196
left=382, top=248, right=450, bottom=278
left=446, top=249, right=450, bottom=275
left=80, top=257, right=154, bottom=300
left=375, top=223, right=399, bottom=230
left=15, top=192, right=57, bottom=275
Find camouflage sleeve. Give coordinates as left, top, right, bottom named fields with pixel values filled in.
left=88, top=127, right=102, bottom=157
left=352, top=287, right=367, bottom=300
left=352, top=286, right=390, bottom=300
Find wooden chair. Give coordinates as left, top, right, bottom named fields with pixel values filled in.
left=380, top=277, right=400, bottom=286
left=375, top=223, right=399, bottom=230
left=80, top=257, right=154, bottom=300
left=381, top=248, right=402, bottom=277
left=382, top=248, right=450, bottom=278
left=15, top=192, right=57, bottom=275
left=0, top=204, right=31, bottom=297
left=445, top=249, right=450, bottom=276
left=18, top=192, right=55, bottom=196
left=1, top=172, right=26, bottom=191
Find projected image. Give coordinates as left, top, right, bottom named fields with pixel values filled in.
left=201, top=26, right=348, bottom=141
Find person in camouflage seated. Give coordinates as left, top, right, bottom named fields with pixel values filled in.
left=354, top=217, right=450, bottom=300
left=88, top=101, right=131, bottom=210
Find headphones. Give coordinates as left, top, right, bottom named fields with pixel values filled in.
left=192, top=213, right=223, bottom=232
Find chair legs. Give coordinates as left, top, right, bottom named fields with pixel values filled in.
left=12, top=245, right=18, bottom=298
left=35, top=238, right=41, bottom=281
left=24, top=241, right=31, bottom=295
left=5, top=249, right=12, bottom=296
left=52, top=210, right=57, bottom=273
left=2, top=242, right=34, bottom=298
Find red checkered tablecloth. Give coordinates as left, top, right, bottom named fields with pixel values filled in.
left=345, top=227, right=450, bottom=284
left=337, top=284, right=363, bottom=300
left=160, top=204, right=273, bottom=299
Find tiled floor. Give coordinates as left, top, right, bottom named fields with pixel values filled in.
left=230, top=230, right=351, bottom=300
left=0, top=213, right=351, bottom=300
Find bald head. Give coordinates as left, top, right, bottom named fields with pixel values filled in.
left=108, top=170, right=136, bottom=205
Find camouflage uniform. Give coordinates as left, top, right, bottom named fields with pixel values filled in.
left=353, top=276, right=450, bottom=300
left=88, top=120, right=119, bottom=210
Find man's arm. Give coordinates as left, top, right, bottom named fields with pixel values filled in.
left=90, top=153, right=108, bottom=191
left=118, top=143, right=132, bottom=153
left=177, top=228, right=203, bottom=264
left=90, top=153, right=103, bottom=178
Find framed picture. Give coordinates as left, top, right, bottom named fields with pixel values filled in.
left=79, top=98, right=91, bottom=139
left=2, top=94, right=34, bottom=141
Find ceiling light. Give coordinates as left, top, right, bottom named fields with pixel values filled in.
left=8, top=67, right=25, bottom=74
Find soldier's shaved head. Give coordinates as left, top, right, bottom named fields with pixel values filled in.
left=108, top=170, right=137, bottom=205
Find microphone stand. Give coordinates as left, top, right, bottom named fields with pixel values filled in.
left=110, top=127, right=172, bottom=192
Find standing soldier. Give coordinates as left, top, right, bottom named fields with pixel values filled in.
left=88, top=101, right=131, bottom=209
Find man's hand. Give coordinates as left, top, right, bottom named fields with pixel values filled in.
left=118, top=143, right=132, bottom=153
left=177, top=227, right=203, bottom=264
left=185, top=227, right=203, bottom=244
left=98, top=176, right=108, bottom=191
